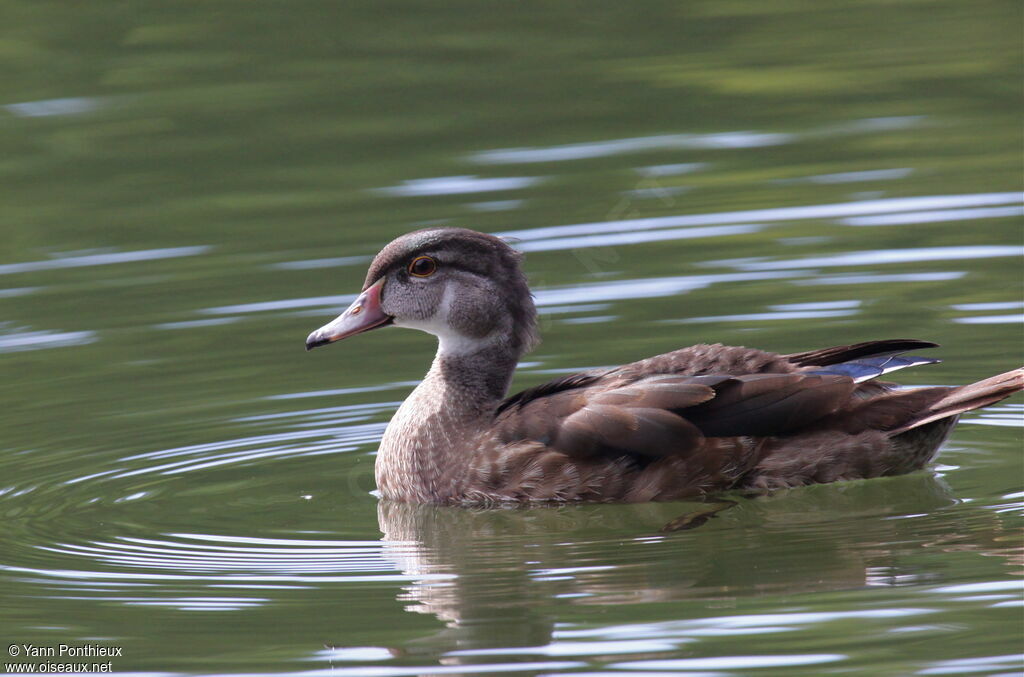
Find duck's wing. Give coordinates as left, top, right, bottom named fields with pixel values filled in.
left=494, top=369, right=856, bottom=461
left=494, top=368, right=612, bottom=417
left=493, top=339, right=946, bottom=463
left=785, top=338, right=938, bottom=366
left=786, top=338, right=941, bottom=385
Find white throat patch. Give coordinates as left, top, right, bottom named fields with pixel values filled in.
left=394, top=285, right=494, bottom=357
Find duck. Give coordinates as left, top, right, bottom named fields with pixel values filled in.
left=305, top=227, right=1023, bottom=506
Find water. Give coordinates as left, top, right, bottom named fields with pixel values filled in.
left=1, top=1, right=1022, bottom=675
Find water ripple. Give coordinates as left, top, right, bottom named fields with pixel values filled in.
left=6, top=532, right=443, bottom=587
left=373, top=175, right=542, bottom=197
left=4, top=95, right=106, bottom=117
left=710, top=245, right=1022, bottom=271
left=842, top=204, right=1023, bottom=226
left=534, top=272, right=791, bottom=308
left=499, top=192, right=1021, bottom=243
left=781, top=167, right=914, bottom=184
left=515, top=225, right=761, bottom=253
left=0, top=246, right=211, bottom=276
left=609, top=654, right=845, bottom=670
left=0, top=326, right=97, bottom=353
left=468, top=132, right=795, bottom=164
left=792, top=271, right=966, bottom=286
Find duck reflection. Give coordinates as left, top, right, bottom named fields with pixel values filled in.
left=371, top=473, right=1018, bottom=664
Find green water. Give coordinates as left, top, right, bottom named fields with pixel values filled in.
left=1, top=1, right=1022, bottom=675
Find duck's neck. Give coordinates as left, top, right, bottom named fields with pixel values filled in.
left=375, top=341, right=518, bottom=503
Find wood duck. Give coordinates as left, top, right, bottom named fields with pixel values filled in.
left=306, top=227, right=1022, bottom=505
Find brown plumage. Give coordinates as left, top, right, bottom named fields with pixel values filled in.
left=305, top=227, right=1024, bottom=505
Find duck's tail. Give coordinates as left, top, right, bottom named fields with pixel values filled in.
left=890, top=367, right=1024, bottom=435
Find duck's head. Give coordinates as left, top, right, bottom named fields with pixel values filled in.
left=305, top=227, right=539, bottom=357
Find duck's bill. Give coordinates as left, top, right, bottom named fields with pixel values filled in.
left=305, top=278, right=392, bottom=350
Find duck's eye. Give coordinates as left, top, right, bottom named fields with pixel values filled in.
left=408, top=255, right=437, bottom=277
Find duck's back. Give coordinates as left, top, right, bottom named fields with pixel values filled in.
left=458, top=340, right=1021, bottom=504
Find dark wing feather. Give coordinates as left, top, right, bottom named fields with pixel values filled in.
left=785, top=339, right=938, bottom=367
left=495, top=369, right=858, bottom=461
left=495, top=368, right=612, bottom=416
left=494, top=373, right=716, bottom=459
left=807, top=354, right=939, bottom=382
left=492, top=341, right=950, bottom=466
left=588, top=375, right=718, bottom=409
left=556, top=404, right=705, bottom=459
left=684, top=373, right=856, bottom=436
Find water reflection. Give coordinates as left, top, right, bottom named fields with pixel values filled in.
left=373, top=176, right=543, bottom=197
left=0, top=246, right=210, bottom=276
left=3, top=96, right=106, bottom=118
left=842, top=204, right=1023, bottom=227
left=465, top=199, right=526, bottom=213
left=367, top=475, right=1019, bottom=671
left=635, top=163, right=707, bottom=177
left=0, top=422, right=1018, bottom=675
left=270, top=255, right=371, bottom=271
left=467, top=131, right=796, bottom=165
left=533, top=272, right=788, bottom=308
left=709, top=244, right=1023, bottom=271
left=0, top=325, right=97, bottom=353
left=676, top=300, right=861, bottom=325
left=466, top=117, right=927, bottom=166
left=514, top=224, right=761, bottom=253
left=499, top=192, right=1022, bottom=244
left=777, top=168, right=914, bottom=185
left=792, top=271, right=966, bottom=286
